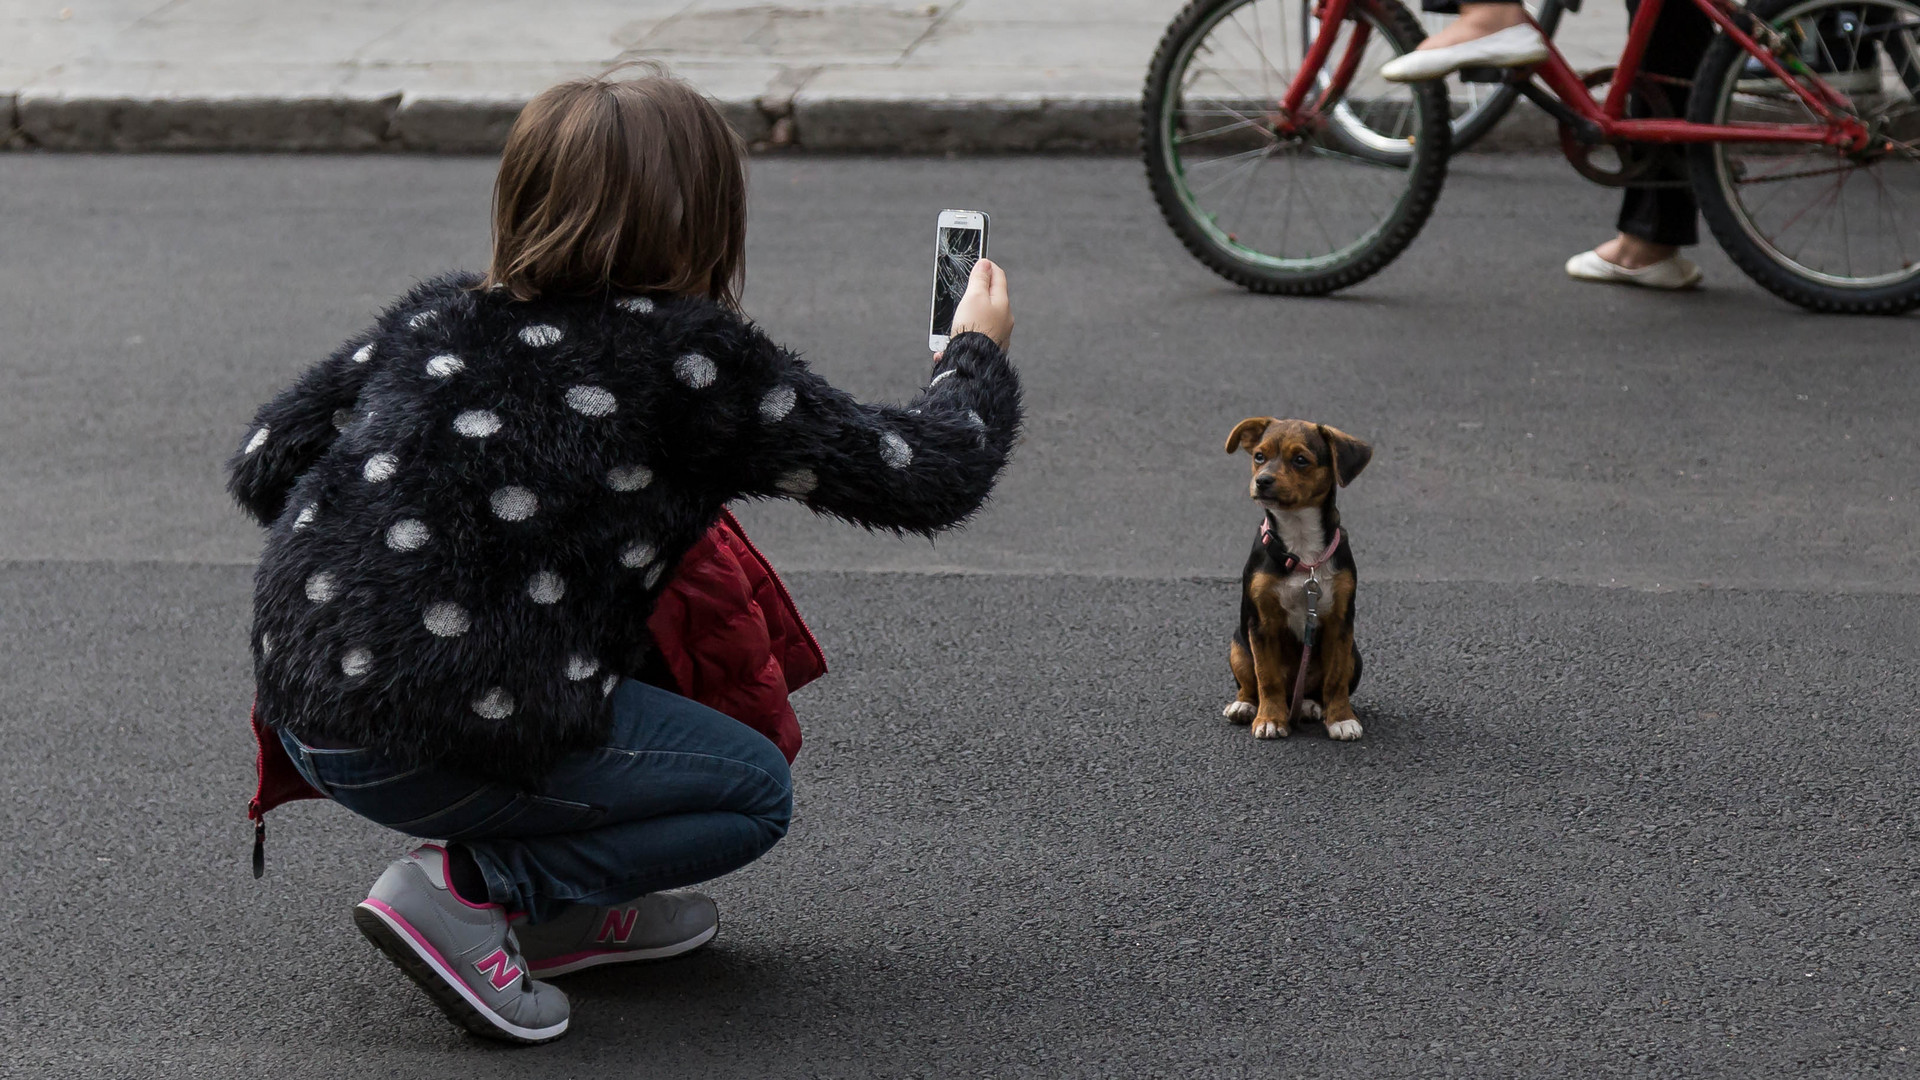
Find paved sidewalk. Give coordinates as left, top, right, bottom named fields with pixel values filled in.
left=3, top=0, right=1624, bottom=151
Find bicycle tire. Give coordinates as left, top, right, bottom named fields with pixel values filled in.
left=1686, top=0, right=1920, bottom=313
left=1141, top=0, right=1452, bottom=295
left=1447, top=0, right=1571, bottom=150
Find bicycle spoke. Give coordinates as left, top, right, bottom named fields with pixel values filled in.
left=1173, top=115, right=1275, bottom=145
left=1838, top=168, right=1854, bottom=278
left=1233, top=7, right=1291, bottom=97
left=1865, top=165, right=1916, bottom=268
left=1185, top=145, right=1276, bottom=194
left=1305, top=142, right=1413, bottom=170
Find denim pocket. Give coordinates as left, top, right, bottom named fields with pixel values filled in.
left=380, top=783, right=518, bottom=838
left=443, top=793, right=605, bottom=840
left=285, top=734, right=425, bottom=794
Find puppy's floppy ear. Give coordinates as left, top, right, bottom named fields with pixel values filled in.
left=1318, top=424, right=1372, bottom=486
left=1225, top=417, right=1274, bottom=455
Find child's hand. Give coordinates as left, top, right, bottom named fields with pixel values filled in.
left=951, top=258, right=1013, bottom=350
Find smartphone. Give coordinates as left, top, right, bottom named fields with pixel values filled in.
left=928, top=209, right=989, bottom=353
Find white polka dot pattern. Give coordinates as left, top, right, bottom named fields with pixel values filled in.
left=453, top=410, right=501, bottom=438
left=674, top=353, right=717, bottom=389
left=967, top=409, right=985, bottom=428
left=352, top=344, right=373, bottom=364
left=776, top=469, right=817, bottom=496
left=363, top=453, right=399, bottom=482
left=293, top=504, right=317, bottom=530
left=472, top=687, right=515, bottom=719
left=519, top=324, right=563, bottom=347
left=617, top=296, right=654, bottom=314
left=606, top=465, right=653, bottom=491
left=527, top=571, right=564, bottom=604
left=880, top=431, right=913, bottom=469
left=305, top=572, right=338, bottom=604
left=426, top=354, right=465, bottom=377
left=565, top=654, right=598, bottom=681
left=618, top=540, right=656, bottom=569
left=759, top=385, right=796, bottom=422
left=386, top=518, right=430, bottom=551
left=341, top=647, right=372, bottom=677
left=929, top=369, right=956, bottom=388
left=259, top=633, right=274, bottom=659
left=408, top=310, right=435, bottom=329
left=566, top=386, right=617, bottom=416
left=244, top=427, right=270, bottom=454
left=490, top=486, right=538, bottom=521
left=601, top=673, right=620, bottom=697
left=423, top=601, right=470, bottom=637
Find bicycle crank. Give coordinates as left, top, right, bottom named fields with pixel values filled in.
left=1559, top=66, right=1679, bottom=186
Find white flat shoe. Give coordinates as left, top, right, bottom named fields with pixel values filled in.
left=1565, top=249, right=1703, bottom=290
left=1380, top=24, right=1549, bottom=83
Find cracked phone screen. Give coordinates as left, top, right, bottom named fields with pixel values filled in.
left=930, top=226, right=983, bottom=339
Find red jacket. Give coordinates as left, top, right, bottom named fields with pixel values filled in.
left=249, top=511, right=824, bottom=870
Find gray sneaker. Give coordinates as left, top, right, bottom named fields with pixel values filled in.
left=352, top=845, right=570, bottom=1044
left=516, top=891, right=719, bottom=978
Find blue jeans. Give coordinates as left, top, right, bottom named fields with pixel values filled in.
left=280, top=679, right=793, bottom=923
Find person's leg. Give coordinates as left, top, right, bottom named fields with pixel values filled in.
left=279, top=731, right=572, bottom=1044
left=1590, top=0, right=1716, bottom=268
left=1416, top=0, right=1529, bottom=51
left=459, top=679, right=794, bottom=924
left=1383, top=0, right=1546, bottom=82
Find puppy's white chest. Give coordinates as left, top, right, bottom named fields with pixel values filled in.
left=1266, top=572, right=1315, bottom=639
left=1262, top=509, right=1325, bottom=640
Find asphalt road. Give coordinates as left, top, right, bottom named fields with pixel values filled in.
left=2, top=154, right=1916, bottom=1079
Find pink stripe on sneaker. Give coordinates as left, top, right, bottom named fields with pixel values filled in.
left=531, top=948, right=613, bottom=970
left=359, top=898, right=566, bottom=1043
left=360, top=897, right=467, bottom=982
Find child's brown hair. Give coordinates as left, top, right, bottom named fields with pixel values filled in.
left=482, top=71, right=747, bottom=305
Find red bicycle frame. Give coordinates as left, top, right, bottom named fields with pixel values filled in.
left=1275, top=0, right=1872, bottom=150
left=1277, top=0, right=1369, bottom=128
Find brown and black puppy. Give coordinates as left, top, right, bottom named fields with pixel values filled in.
left=1222, top=418, right=1372, bottom=741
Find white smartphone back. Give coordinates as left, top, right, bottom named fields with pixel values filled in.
left=929, top=209, right=989, bottom=353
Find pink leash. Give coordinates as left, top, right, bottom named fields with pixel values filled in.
left=1272, top=524, right=1342, bottom=723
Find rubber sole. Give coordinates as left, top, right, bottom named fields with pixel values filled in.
left=353, top=902, right=568, bottom=1046
left=527, top=919, right=719, bottom=978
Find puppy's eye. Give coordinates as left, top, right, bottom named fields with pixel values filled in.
left=1292, top=454, right=1312, bottom=468
left=1252, top=452, right=1266, bottom=464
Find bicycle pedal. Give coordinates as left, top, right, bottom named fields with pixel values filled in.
left=1457, top=66, right=1508, bottom=83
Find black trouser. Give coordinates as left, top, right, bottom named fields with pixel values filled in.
left=1615, top=0, right=1717, bottom=245
left=1421, top=0, right=1716, bottom=246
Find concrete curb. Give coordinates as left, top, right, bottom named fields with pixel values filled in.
left=1, top=93, right=1566, bottom=153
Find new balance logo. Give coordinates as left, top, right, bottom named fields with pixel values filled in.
left=597, top=907, right=639, bottom=944
left=474, top=948, right=523, bottom=991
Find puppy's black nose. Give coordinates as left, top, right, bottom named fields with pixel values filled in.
left=1253, top=474, right=1275, bottom=491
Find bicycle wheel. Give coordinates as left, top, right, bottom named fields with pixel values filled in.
left=1688, top=0, right=1920, bottom=313
left=1142, top=0, right=1452, bottom=295
left=1324, top=0, right=1570, bottom=153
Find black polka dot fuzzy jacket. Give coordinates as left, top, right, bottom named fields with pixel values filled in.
left=227, top=273, right=1022, bottom=785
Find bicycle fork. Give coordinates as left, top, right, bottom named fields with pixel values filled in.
left=1274, top=0, right=1374, bottom=137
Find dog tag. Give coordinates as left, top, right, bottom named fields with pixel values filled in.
left=1302, top=578, right=1322, bottom=648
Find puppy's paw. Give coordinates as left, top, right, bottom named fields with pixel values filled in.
left=1324, top=718, right=1364, bottom=741
left=1223, top=701, right=1257, bottom=724
left=1251, top=717, right=1290, bottom=739
left=1295, top=698, right=1324, bottom=721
